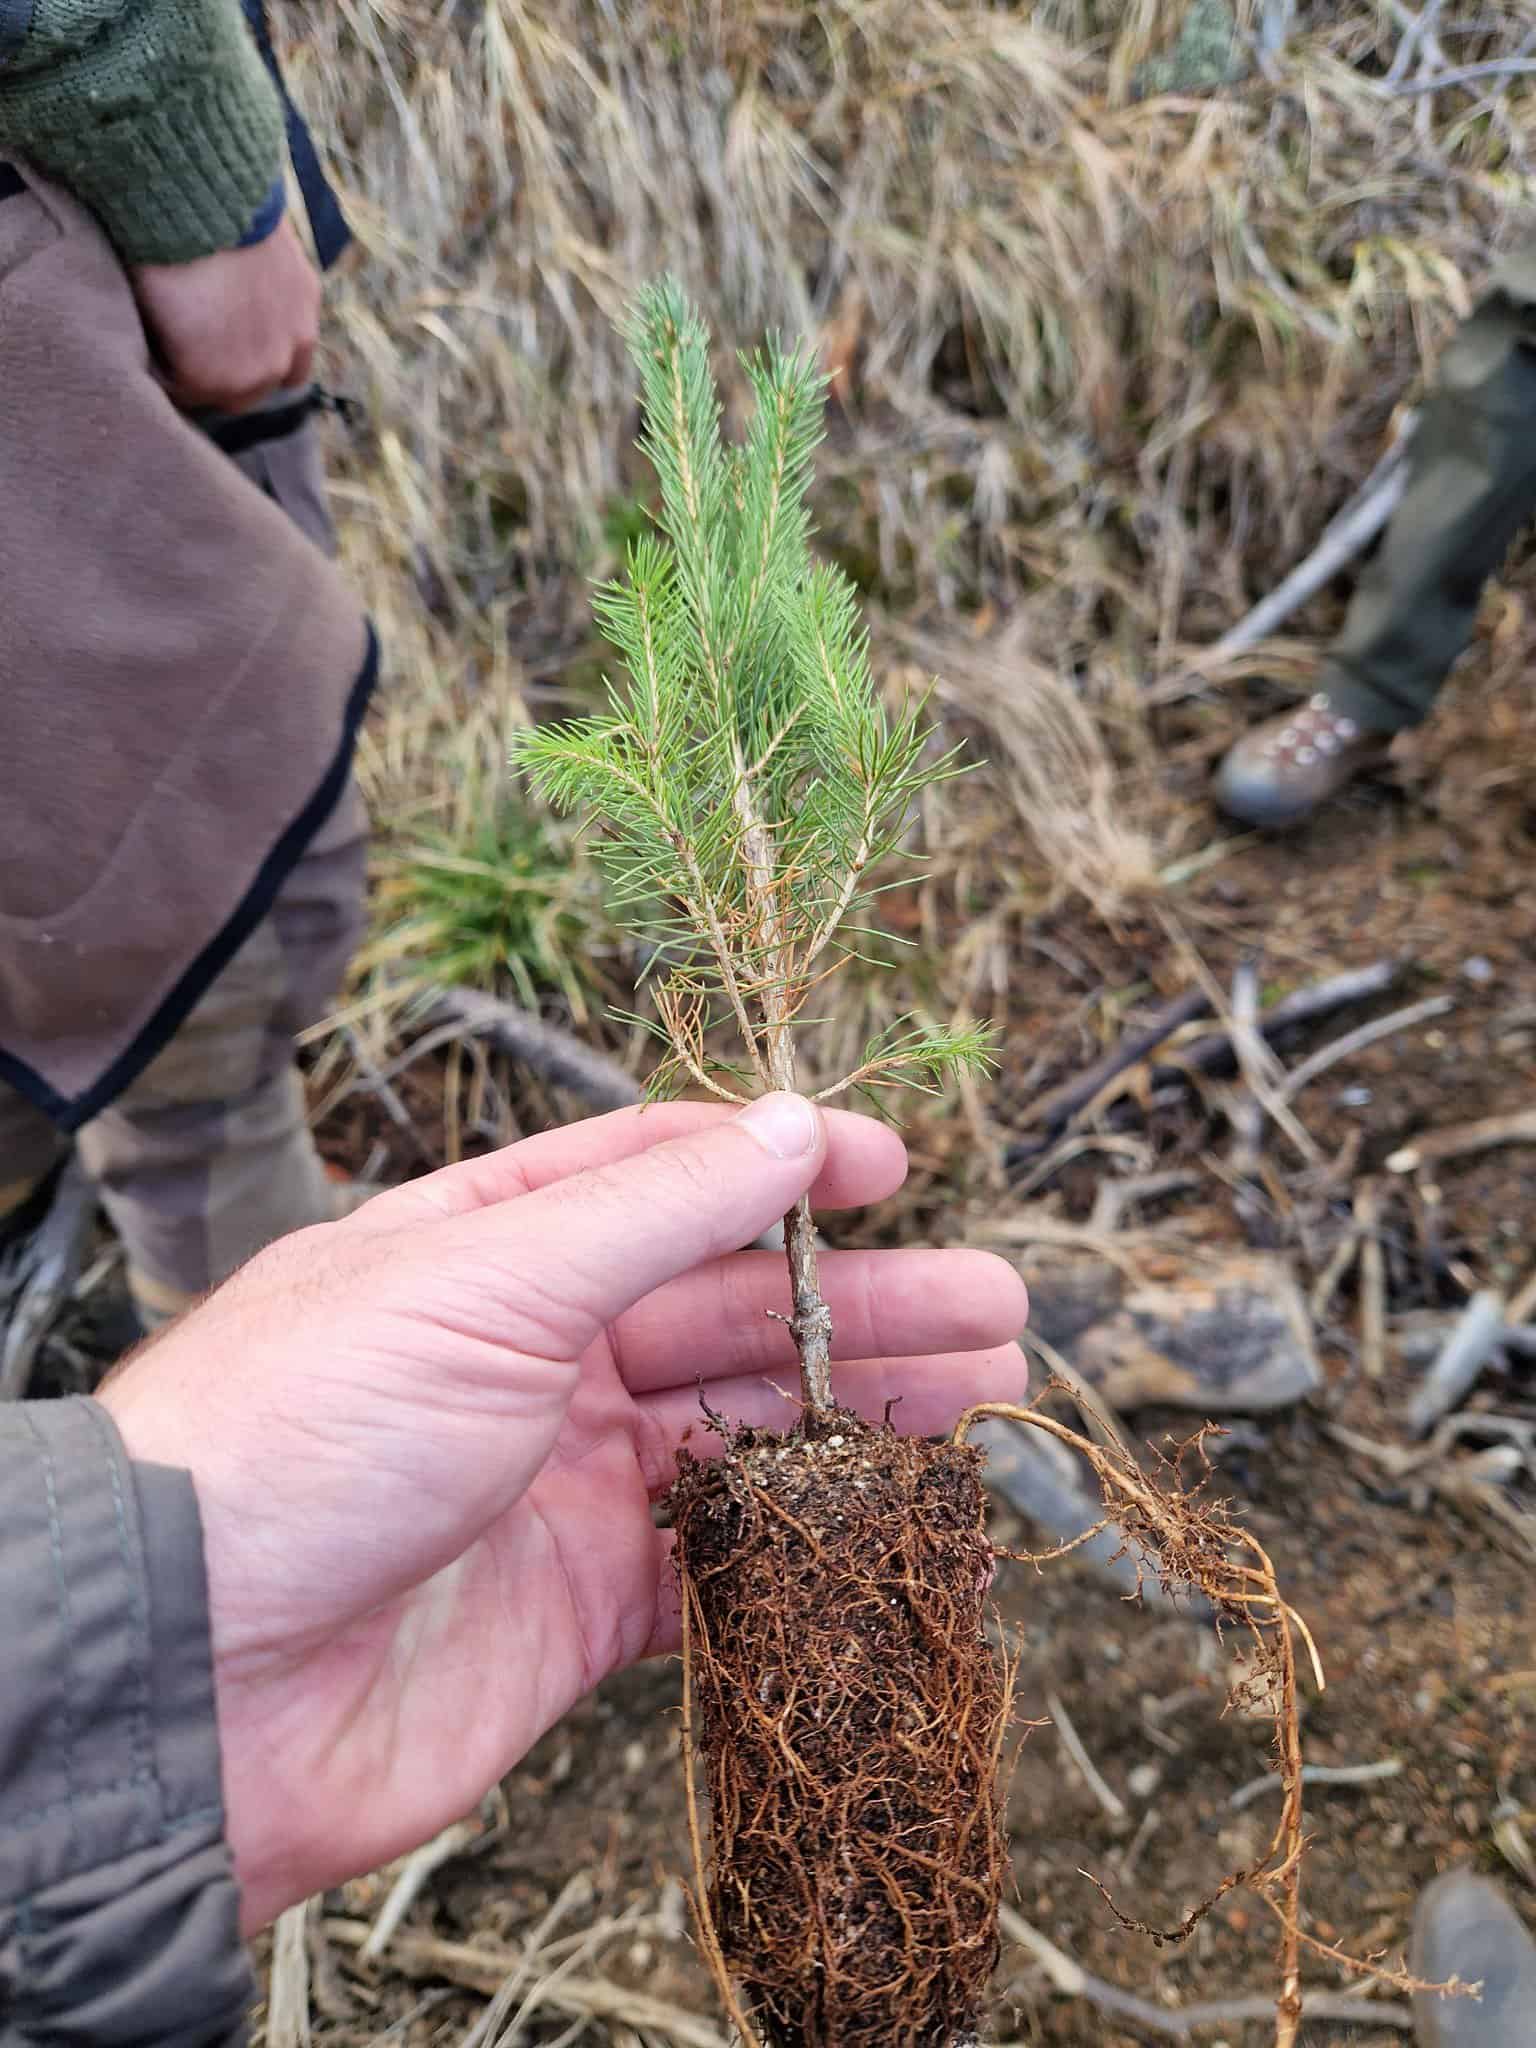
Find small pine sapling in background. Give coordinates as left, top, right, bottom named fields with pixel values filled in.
left=513, top=282, right=1008, bottom=2047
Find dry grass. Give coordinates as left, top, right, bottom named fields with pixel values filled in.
left=280, top=0, right=1534, bottom=1095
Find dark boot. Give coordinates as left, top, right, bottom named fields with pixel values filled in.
left=1411, top=1870, right=1536, bottom=2046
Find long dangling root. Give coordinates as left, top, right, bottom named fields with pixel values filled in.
left=962, top=1393, right=1472, bottom=2039
left=674, top=1384, right=1452, bottom=2048
left=956, top=1395, right=1314, bottom=2048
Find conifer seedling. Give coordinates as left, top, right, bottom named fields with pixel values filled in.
left=513, top=284, right=1009, bottom=2047
left=515, top=280, right=992, bottom=1406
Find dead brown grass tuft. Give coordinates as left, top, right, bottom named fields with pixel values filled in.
left=276, top=0, right=1532, bottom=1037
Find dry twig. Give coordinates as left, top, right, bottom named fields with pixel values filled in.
left=423, top=990, right=642, bottom=1112
left=999, top=1904, right=1414, bottom=2037
left=1020, top=987, right=1210, bottom=1135
left=1195, top=418, right=1417, bottom=669
left=1387, top=1107, right=1536, bottom=1176
left=361, top=1816, right=483, bottom=1964
left=1404, top=1291, right=1507, bottom=1436
left=1281, top=997, right=1456, bottom=1102
left=266, top=1900, right=314, bottom=2048
left=1354, top=1182, right=1387, bottom=1382
left=1230, top=1759, right=1403, bottom=1811
left=1046, top=1687, right=1128, bottom=1826
left=1388, top=57, right=1536, bottom=93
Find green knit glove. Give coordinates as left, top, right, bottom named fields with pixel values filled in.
left=0, top=0, right=287, bottom=264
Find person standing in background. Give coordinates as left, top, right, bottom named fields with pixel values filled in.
left=0, top=0, right=375, bottom=1330
left=1216, top=232, right=1536, bottom=829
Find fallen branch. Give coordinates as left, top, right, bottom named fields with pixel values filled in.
left=1089, top=1169, right=1201, bottom=1233
left=1158, top=911, right=1320, bottom=1168
left=999, top=1904, right=1413, bottom=2037
left=266, top=1899, right=314, bottom=2048
left=1047, top=1687, right=1128, bottom=1826
left=1198, top=419, right=1417, bottom=667
left=1019, top=987, right=1210, bottom=1136
left=1404, top=1291, right=1506, bottom=1437
left=1168, top=963, right=1400, bottom=1082
left=1387, top=57, right=1536, bottom=93
left=1387, top=1107, right=1536, bottom=1176
left=423, top=989, right=641, bottom=1111
left=360, top=1814, right=482, bottom=1962
left=1331, top=1410, right=1535, bottom=1482
left=1383, top=0, right=1450, bottom=82
left=1354, top=1182, right=1387, bottom=1383
left=1014, top=966, right=1403, bottom=1162
left=324, top=1910, right=727, bottom=2047
left=1227, top=957, right=1268, bottom=1213
left=1310, top=1221, right=1364, bottom=1323
left=0, top=1157, right=95, bottom=1402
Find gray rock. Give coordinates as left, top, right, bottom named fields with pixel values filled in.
left=1021, top=1248, right=1323, bottom=1415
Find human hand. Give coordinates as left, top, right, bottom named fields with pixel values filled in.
left=98, top=1097, right=1028, bottom=1932
left=128, top=216, right=321, bottom=412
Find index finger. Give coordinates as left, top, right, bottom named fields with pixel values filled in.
left=347, top=1100, right=908, bottom=1230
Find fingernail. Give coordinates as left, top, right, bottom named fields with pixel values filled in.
left=736, top=1091, right=820, bottom=1159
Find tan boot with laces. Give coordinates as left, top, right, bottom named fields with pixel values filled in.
left=1215, top=693, right=1393, bottom=829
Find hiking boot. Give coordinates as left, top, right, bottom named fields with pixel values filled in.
left=1411, top=1870, right=1536, bottom=2046
left=1214, top=693, right=1392, bottom=829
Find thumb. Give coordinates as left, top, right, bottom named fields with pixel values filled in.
left=448, top=1093, right=826, bottom=1355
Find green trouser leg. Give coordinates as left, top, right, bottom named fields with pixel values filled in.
left=1323, top=232, right=1536, bottom=735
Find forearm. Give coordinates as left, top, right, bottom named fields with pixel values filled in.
left=0, top=0, right=285, bottom=263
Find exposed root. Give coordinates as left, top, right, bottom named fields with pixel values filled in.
left=955, top=1394, right=1467, bottom=2039
left=955, top=1394, right=1311, bottom=2048
left=670, top=1410, right=1010, bottom=2048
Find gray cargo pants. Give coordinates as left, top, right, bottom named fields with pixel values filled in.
left=1324, top=230, right=1536, bottom=733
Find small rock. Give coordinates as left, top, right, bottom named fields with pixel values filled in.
left=1128, top=1763, right=1162, bottom=1800
left=1462, top=955, right=1495, bottom=984
left=1021, top=1248, right=1323, bottom=1415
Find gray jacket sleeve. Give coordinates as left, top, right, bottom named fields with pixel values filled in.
left=0, top=1396, right=254, bottom=2045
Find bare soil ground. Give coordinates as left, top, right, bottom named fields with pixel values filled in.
left=240, top=639, right=1536, bottom=2048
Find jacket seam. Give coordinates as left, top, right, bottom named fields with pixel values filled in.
left=85, top=1402, right=162, bottom=1830
left=0, top=1775, right=224, bottom=1843
left=4, top=1804, right=227, bottom=1914
left=20, top=1412, right=76, bottom=1827
left=0, top=1770, right=152, bottom=1840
